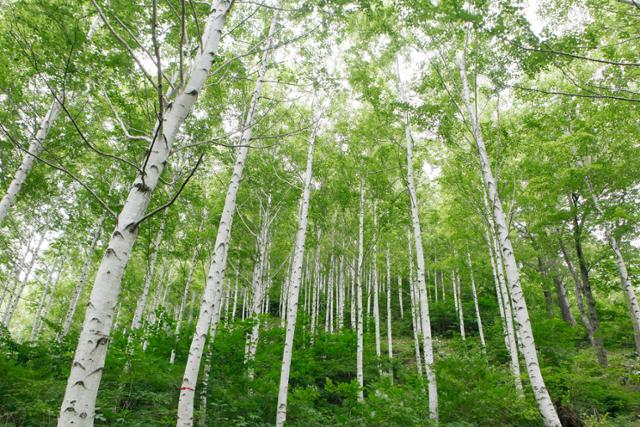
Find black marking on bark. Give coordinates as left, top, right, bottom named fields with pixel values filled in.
left=135, top=182, right=151, bottom=192
left=73, top=380, right=87, bottom=389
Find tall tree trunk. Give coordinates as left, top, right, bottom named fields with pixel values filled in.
left=455, top=271, right=465, bottom=340
left=58, top=3, right=233, bottom=424
left=398, top=54, right=438, bottom=420
left=246, top=197, right=272, bottom=386
left=372, top=203, right=382, bottom=376
left=3, top=232, right=46, bottom=328
left=31, top=262, right=63, bottom=341
left=457, top=50, right=560, bottom=426
left=570, top=202, right=608, bottom=367
left=482, top=192, right=522, bottom=394
left=386, top=245, right=393, bottom=380
left=58, top=212, right=107, bottom=341
left=131, top=207, right=169, bottom=332
left=408, top=272, right=423, bottom=377
left=552, top=272, right=576, bottom=327
left=37, top=267, right=63, bottom=339
left=176, top=8, right=277, bottom=424
left=274, top=103, right=317, bottom=426
left=0, top=14, right=103, bottom=224
left=587, top=180, right=640, bottom=355
left=467, top=254, right=485, bottom=348
left=170, top=241, right=201, bottom=364
left=356, top=178, right=365, bottom=402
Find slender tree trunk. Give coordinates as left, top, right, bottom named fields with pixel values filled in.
left=231, top=268, right=239, bottom=322
left=171, top=241, right=201, bottom=364
left=552, top=272, right=576, bottom=327
left=246, top=197, right=272, bottom=386
left=457, top=50, right=560, bottom=426
left=356, top=178, right=365, bottom=402
left=58, top=3, right=233, bottom=424
left=131, top=207, right=169, bottom=332
left=3, top=233, right=46, bottom=328
left=58, top=213, right=107, bottom=341
left=372, top=203, right=382, bottom=375
left=274, top=102, right=317, bottom=426
left=587, top=180, right=640, bottom=355
left=483, top=192, right=522, bottom=393
left=398, top=270, right=404, bottom=319
left=467, top=254, right=485, bottom=348
left=409, top=274, right=423, bottom=377
left=31, top=262, right=62, bottom=341
left=37, top=265, right=64, bottom=339
left=398, top=55, right=438, bottom=419
left=570, top=206, right=608, bottom=367
left=456, top=271, right=465, bottom=340
left=386, top=245, right=393, bottom=380
left=0, top=99, right=63, bottom=225
left=176, top=9, right=277, bottom=425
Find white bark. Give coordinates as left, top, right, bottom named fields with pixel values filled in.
left=37, top=265, right=63, bottom=339
left=467, top=254, right=485, bottom=348
left=231, top=268, right=239, bottom=322
left=408, top=273, right=423, bottom=377
left=0, top=99, right=63, bottom=225
left=386, top=246, right=393, bottom=378
left=398, top=269, right=404, bottom=319
left=246, top=197, right=272, bottom=385
left=587, top=180, right=640, bottom=355
left=170, top=242, right=201, bottom=364
left=59, top=212, right=107, bottom=341
left=58, top=3, right=233, bottom=424
left=452, top=271, right=459, bottom=313
left=31, top=262, right=63, bottom=341
left=457, top=50, right=560, bottom=426
left=176, top=10, right=277, bottom=425
left=131, top=207, right=169, bottom=331
left=3, top=232, right=46, bottom=328
left=398, top=55, right=438, bottom=420
left=372, top=203, right=382, bottom=375
left=455, top=272, right=466, bottom=340
left=356, top=178, right=365, bottom=402
left=274, top=100, right=318, bottom=426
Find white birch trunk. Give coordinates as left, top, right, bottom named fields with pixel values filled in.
left=177, top=10, right=277, bottom=424
left=409, top=274, right=423, bottom=377
left=0, top=99, right=63, bottom=225
left=398, top=55, right=438, bottom=419
left=59, top=3, right=233, bottom=423
left=274, top=101, right=317, bottom=426
left=457, top=51, right=560, bottom=426
left=59, top=212, right=107, bottom=341
left=246, top=198, right=271, bottom=385
left=3, top=233, right=46, bottom=328
left=31, top=262, right=62, bottom=341
left=587, top=180, right=640, bottom=355
left=398, top=270, right=404, bottom=319
left=452, top=271, right=459, bottom=313
left=456, top=272, right=466, bottom=340
left=37, top=265, right=63, bottom=339
left=231, top=268, right=239, bottom=322
left=372, top=204, right=382, bottom=376
left=467, top=254, right=485, bottom=348
left=131, top=207, right=168, bottom=331
left=356, top=178, right=365, bottom=402
left=386, top=246, right=393, bottom=379
left=170, top=242, right=201, bottom=364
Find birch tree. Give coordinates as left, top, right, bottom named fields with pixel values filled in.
left=58, top=2, right=234, bottom=423
left=456, top=47, right=561, bottom=426
left=176, top=9, right=278, bottom=425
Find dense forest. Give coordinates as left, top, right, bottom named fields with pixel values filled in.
left=0, top=0, right=639, bottom=426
